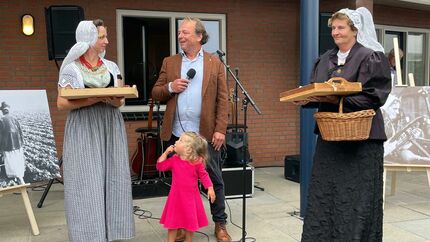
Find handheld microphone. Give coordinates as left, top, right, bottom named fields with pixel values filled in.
left=186, top=68, right=196, bottom=80
left=216, top=50, right=225, bottom=58
left=187, top=68, right=196, bottom=80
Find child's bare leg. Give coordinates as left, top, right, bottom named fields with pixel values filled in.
left=168, top=229, right=177, bottom=242
left=185, top=230, right=193, bottom=242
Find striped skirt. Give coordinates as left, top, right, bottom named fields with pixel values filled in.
left=63, top=103, right=135, bottom=242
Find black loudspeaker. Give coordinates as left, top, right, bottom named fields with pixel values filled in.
left=132, top=178, right=171, bottom=200
left=222, top=165, right=254, bottom=199
left=284, top=155, right=300, bottom=183
left=200, top=165, right=254, bottom=199
left=225, top=132, right=250, bottom=167
left=45, top=6, right=84, bottom=60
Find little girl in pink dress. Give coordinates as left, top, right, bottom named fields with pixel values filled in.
left=156, top=132, right=215, bottom=242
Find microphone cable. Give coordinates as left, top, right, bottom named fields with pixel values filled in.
left=176, top=68, right=196, bottom=133
left=133, top=204, right=211, bottom=242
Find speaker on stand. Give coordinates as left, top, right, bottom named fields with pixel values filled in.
left=45, top=5, right=84, bottom=67
left=224, top=124, right=264, bottom=193
left=225, top=124, right=250, bottom=167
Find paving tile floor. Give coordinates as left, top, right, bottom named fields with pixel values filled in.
left=0, top=167, right=429, bottom=241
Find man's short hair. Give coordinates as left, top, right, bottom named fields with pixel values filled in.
left=183, top=17, right=209, bottom=45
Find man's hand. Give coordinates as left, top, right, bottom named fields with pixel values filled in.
left=171, top=78, right=190, bottom=93
left=207, top=187, right=216, bottom=203
left=211, top=132, right=225, bottom=151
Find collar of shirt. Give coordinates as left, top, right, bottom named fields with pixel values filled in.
left=180, top=48, right=204, bottom=60
left=337, top=49, right=350, bottom=65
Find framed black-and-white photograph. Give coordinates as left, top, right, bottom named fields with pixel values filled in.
left=381, top=87, right=430, bottom=165
left=0, top=90, right=60, bottom=188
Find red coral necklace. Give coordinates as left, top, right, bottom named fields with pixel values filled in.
left=79, top=56, right=103, bottom=71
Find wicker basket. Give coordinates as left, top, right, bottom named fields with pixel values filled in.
left=314, top=97, right=376, bottom=141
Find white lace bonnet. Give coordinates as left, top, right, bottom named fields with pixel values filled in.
left=336, top=7, right=384, bottom=52
left=59, top=20, right=106, bottom=73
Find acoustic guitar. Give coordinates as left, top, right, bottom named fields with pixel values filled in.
left=131, top=99, right=158, bottom=178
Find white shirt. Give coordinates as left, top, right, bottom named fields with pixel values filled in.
left=172, top=48, right=204, bottom=137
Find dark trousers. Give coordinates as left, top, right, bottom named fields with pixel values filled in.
left=166, top=135, right=228, bottom=224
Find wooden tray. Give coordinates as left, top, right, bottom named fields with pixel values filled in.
left=280, top=77, right=362, bottom=102
left=59, top=85, right=138, bottom=99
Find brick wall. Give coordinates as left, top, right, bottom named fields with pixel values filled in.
left=1, top=1, right=428, bottom=168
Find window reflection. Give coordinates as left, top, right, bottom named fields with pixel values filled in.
left=407, top=33, right=426, bottom=86
left=379, top=27, right=429, bottom=86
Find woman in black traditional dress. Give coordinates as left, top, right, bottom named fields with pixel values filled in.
left=295, top=7, right=391, bottom=242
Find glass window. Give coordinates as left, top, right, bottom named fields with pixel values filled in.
left=377, top=25, right=430, bottom=87
left=383, top=31, right=406, bottom=85
left=384, top=31, right=405, bottom=54
left=116, top=10, right=226, bottom=114
left=407, top=32, right=426, bottom=86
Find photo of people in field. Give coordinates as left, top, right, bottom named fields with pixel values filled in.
left=0, top=90, right=59, bottom=188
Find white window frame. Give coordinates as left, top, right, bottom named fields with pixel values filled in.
left=116, top=10, right=227, bottom=112
left=376, top=24, right=430, bottom=86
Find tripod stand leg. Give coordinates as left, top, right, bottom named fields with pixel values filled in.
left=37, top=157, right=63, bottom=208
left=37, top=177, right=57, bottom=208
left=254, top=184, right=265, bottom=191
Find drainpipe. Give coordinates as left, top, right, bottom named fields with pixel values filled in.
left=299, top=0, right=319, bottom=217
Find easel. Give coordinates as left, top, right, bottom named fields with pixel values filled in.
left=383, top=37, right=430, bottom=205
left=37, top=157, right=63, bottom=208
left=384, top=164, right=430, bottom=195
left=0, top=184, right=40, bottom=235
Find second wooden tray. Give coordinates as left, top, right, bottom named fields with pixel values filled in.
left=280, top=77, right=362, bottom=102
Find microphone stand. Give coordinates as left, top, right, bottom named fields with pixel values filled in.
left=234, top=68, right=239, bottom=133
left=234, top=68, right=264, bottom=193
left=217, top=50, right=262, bottom=242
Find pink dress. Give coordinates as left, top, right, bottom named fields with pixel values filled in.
left=156, top=155, right=213, bottom=231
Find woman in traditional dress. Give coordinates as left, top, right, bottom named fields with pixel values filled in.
left=295, top=8, right=391, bottom=241
left=57, top=19, right=135, bottom=242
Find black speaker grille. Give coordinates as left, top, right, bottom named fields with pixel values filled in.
left=45, top=6, right=84, bottom=60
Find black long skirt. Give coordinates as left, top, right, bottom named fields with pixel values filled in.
left=301, top=137, right=384, bottom=242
